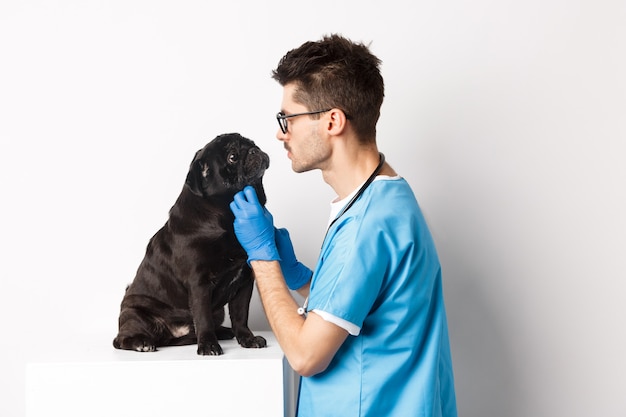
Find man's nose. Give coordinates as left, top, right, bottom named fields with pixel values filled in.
left=276, top=128, right=287, bottom=141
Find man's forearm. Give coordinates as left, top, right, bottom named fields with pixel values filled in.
left=250, top=260, right=306, bottom=351
left=250, top=260, right=347, bottom=377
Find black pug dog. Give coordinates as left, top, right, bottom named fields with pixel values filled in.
left=113, top=133, right=269, bottom=355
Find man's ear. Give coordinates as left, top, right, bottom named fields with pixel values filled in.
left=185, top=159, right=208, bottom=197
left=326, top=108, right=348, bottom=135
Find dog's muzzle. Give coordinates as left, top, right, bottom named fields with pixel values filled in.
left=245, top=147, right=270, bottom=179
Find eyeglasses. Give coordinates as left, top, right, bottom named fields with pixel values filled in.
left=276, top=109, right=331, bottom=134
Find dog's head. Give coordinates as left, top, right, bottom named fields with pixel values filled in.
left=185, top=133, right=270, bottom=204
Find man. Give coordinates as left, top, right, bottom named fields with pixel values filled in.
left=230, top=34, right=457, bottom=417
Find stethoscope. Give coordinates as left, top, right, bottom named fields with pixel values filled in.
left=297, top=152, right=385, bottom=317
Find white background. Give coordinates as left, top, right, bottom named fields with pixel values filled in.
left=1, top=1, right=625, bottom=416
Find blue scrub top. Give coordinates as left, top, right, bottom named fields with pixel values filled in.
left=298, top=177, right=457, bottom=417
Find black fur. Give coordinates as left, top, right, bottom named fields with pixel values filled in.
left=113, top=133, right=269, bottom=355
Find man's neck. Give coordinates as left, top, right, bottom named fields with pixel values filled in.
left=322, top=147, right=383, bottom=200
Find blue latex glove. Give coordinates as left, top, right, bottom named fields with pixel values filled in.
left=230, top=186, right=280, bottom=263
left=275, top=228, right=313, bottom=290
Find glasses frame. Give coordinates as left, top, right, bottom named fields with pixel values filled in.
left=276, top=109, right=332, bottom=134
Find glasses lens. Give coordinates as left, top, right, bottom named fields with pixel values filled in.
left=277, top=112, right=287, bottom=134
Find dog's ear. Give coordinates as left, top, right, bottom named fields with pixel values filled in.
left=185, top=152, right=209, bottom=197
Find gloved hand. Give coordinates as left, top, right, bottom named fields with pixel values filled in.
left=230, top=186, right=280, bottom=263
left=275, top=228, right=313, bottom=290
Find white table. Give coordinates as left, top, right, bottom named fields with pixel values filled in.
left=26, top=331, right=297, bottom=417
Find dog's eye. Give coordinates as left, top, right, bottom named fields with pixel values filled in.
left=227, top=153, right=238, bottom=164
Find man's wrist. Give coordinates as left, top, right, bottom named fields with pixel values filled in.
left=250, top=260, right=285, bottom=285
left=249, top=259, right=282, bottom=274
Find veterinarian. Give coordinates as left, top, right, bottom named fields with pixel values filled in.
left=230, top=34, right=457, bottom=417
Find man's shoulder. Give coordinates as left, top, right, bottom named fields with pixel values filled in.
left=368, top=176, right=418, bottom=206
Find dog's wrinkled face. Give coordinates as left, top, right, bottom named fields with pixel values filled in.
left=185, top=133, right=269, bottom=201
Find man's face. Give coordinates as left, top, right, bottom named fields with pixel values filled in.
left=277, top=83, right=330, bottom=173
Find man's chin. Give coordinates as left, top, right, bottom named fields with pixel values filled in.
left=291, top=161, right=313, bottom=174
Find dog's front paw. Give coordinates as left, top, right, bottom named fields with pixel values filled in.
left=238, top=335, right=267, bottom=349
left=197, top=342, right=223, bottom=356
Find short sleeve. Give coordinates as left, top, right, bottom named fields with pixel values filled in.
left=308, top=199, right=389, bottom=329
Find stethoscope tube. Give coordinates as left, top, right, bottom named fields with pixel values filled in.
left=322, top=152, right=386, bottom=245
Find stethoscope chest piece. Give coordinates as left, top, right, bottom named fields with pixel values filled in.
left=297, top=296, right=309, bottom=316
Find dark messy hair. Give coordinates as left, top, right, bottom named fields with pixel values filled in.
left=271, top=34, right=384, bottom=142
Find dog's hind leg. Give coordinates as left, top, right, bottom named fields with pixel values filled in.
left=113, top=334, right=157, bottom=352
left=113, top=307, right=160, bottom=352
left=213, top=307, right=235, bottom=340
left=168, top=333, right=197, bottom=346
left=216, top=326, right=235, bottom=340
